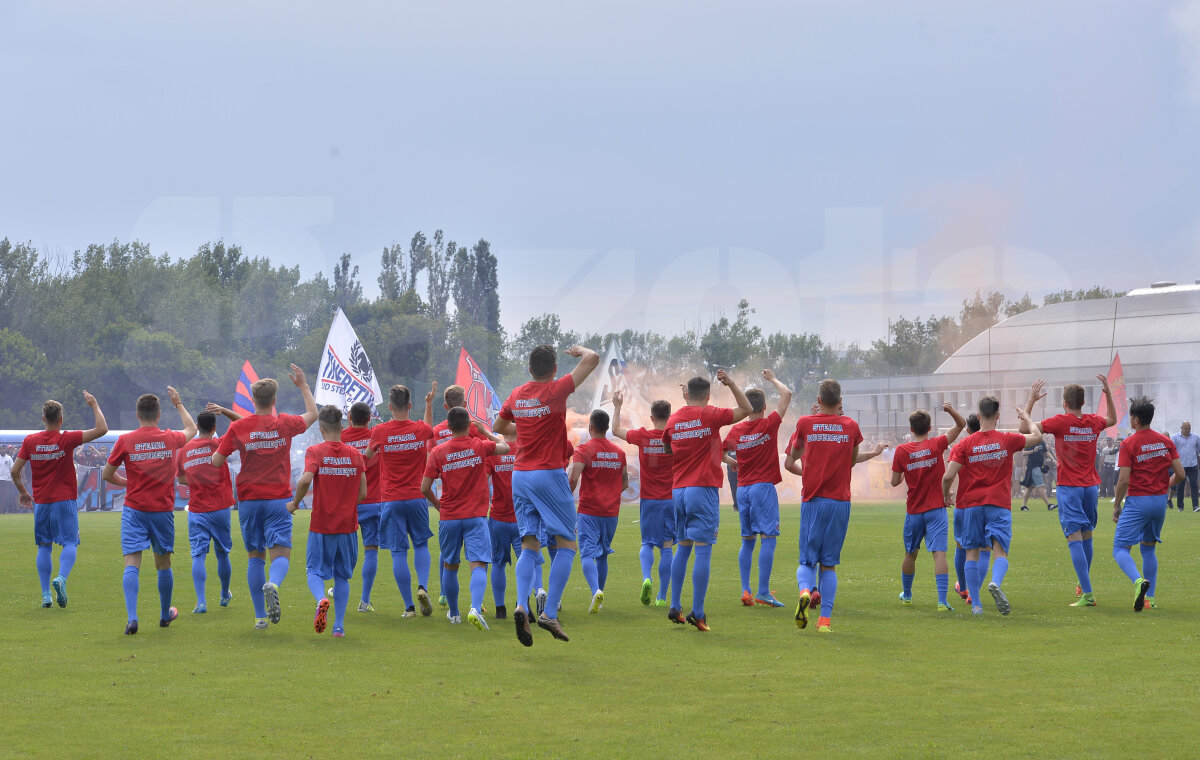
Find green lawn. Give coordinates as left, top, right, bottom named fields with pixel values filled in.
left=2, top=503, right=1198, bottom=759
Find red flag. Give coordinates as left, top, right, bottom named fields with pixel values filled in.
left=232, top=360, right=260, bottom=417
left=455, top=348, right=502, bottom=425
left=1098, top=352, right=1128, bottom=437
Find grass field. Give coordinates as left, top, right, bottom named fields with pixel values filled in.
left=2, top=503, right=1199, bottom=759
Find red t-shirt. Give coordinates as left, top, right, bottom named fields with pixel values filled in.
left=1040, top=413, right=1108, bottom=487
left=177, top=436, right=234, bottom=512
left=498, top=375, right=576, bottom=472
left=891, top=435, right=950, bottom=514
left=485, top=441, right=520, bottom=522
left=370, top=419, right=435, bottom=501
left=341, top=426, right=382, bottom=504
left=573, top=437, right=627, bottom=517
left=424, top=436, right=497, bottom=521
left=304, top=441, right=365, bottom=534
left=949, top=430, right=1028, bottom=510
left=108, top=427, right=188, bottom=512
left=791, top=414, right=864, bottom=502
left=722, top=412, right=783, bottom=487
left=17, top=429, right=84, bottom=504
left=431, top=419, right=486, bottom=449
left=663, top=405, right=736, bottom=489
left=216, top=413, right=309, bottom=501
left=624, top=427, right=673, bottom=501
left=1119, top=430, right=1180, bottom=497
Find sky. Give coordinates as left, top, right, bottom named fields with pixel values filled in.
left=3, top=1, right=1200, bottom=346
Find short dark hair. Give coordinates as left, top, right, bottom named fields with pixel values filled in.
left=1063, top=384, right=1085, bottom=411
left=590, top=409, right=610, bottom=435
left=686, top=376, right=710, bottom=401
left=196, top=411, right=217, bottom=433
left=966, top=413, right=980, bottom=433
left=348, top=402, right=372, bottom=425
left=136, top=394, right=160, bottom=421
left=978, top=396, right=1000, bottom=419
left=529, top=345, right=557, bottom=378
left=444, top=384, right=466, bottom=408
left=447, top=406, right=471, bottom=433
left=909, top=410, right=932, bottom=436
left=1129, top=396, right=1155, bottom=426
left=251, top=378, right=277, bottom=408
left=650, top=400, right=671, bottom=421
left=42, top=400, right=63, bottom=424
left=818, top=379, right=842, bottom=407
left=389, top=385, right=410, bottom=409
left=746, top=388, right=766, bottom=414
left=318, top=404, right=343, bottom=430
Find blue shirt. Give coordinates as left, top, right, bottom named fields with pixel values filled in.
left=1172, top=433, right=1199, bottom=468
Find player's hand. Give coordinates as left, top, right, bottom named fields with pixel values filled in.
left=166, top=386, right=182, bottom=407
left=612, top=390, right=623, bottom=407
left=286, top=500, right=299, bottom=515
left=18, top=493, right=33, bottom=511
left=727, top=460, right=738, bottom=472
left=810, top=402, right=820, bottom=415
left=288, top=364, right=307, bottom=387
left=874, top=442, right=886, bottom=455
left=944, top=492, right=955, bottom=508
left=679, top=383, right=688, bottom=401
left=1015, top=407, right=1031, bottom=423
left=205, top=402, right=226, bottom=414
left=1030, top=379, right=1047, bottom=404
left=1096, top=373, right=1111, bottom=391
left=716, top=369, right=732, bottom=386
left=565, top=345, right=585, bottom=358
left=426, top=381, right=438, bottom=405
left=942, top=401, right=954, bottom=414
left=82, top=390, right=98, bottom=408
left=1112, top=504, right=1121, bottom=523
left=761, top=369, right=775, bottom=382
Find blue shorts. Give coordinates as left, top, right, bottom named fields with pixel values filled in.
left=489, top=519, right=521, bottom=565
left=1057, top=485, right=1099, bottom=537
left=904, top=509, right=949, bottom=554
left=33, top=500, right=80, bottom=547
left=639, top=498, right=676, bottom=547
left=439, top=517, right=491, bottom=566
left=579, top=514, right=619, bottom=559
left=959, top=506, right=1012, bottom=552
left=306, top=532, right=358, bottom=580
left=673, top=486, right=720, bottom=544
left=380, top=498, right=433, bottom=552
left=188, top=508, right=233, bottom=558
left=737, top=482, right=781, bottom=537
left=357, top=502, right=383, bottom=547
left=798, top=497, right=850, bottom=567
left=513, top=469, right=577, bottom=544
left=1028, top=467, right=1045, bottom=488
left=1114, top=494, right=1167, bottom=547
left=121, top=508, right=175, bottom=555
left=953, top=507, right=965, bottom=546
left=237, top=499, right=292, bottom=552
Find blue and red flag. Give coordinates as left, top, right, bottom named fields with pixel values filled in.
left=232, top=360, right=260, bottom=417
left=455, top=348, right=502, bottom=426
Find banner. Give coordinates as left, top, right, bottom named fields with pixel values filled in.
left=231, top=360, right=260, bottom=417
left=1099, top=351, right=1128, bottom=437
left=590, top=337, right=628, bottom=412
left=455, top=348, right=502, bottom=426
left=314, top=308, right=384, bottom=413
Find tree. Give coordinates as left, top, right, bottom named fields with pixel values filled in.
left=1043, top=286, right=1124, bottom=304
left=0, top=328, right=50, bottom=422
left=0, top=238, right=41, bottom=332
left=698, top=299, right=763, bottom=370
left=377, top=243, right=409, bottom=302
left=332, top=252, right=363, bottom=310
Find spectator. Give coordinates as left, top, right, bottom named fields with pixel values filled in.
left=1171, top=421, right=1199, bottom=512
left=1098, top=438, right=1120, bottom=498
left=1019, top=439, right=1055, bottom=511
left=0, top=445, right=15, bottom=513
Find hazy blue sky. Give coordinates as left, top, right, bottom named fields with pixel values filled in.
left=3, top=1, right=1199, bottom=345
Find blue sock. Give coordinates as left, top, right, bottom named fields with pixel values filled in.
left=548, top=545, right=558, bottom=562
left=597, top=554, right=609, bottom=591
left=639, top=544, right=654, bottom=580
left=1082, top=537, right=1094, bottom=568
left=935, top=573, right=948, bottom=605
left=491, top=562, right=508, bottom=607
left=361, top=548, right=378, bottom=604
left=58, top=544, right=77, bottom=579
left=738, top=538, right=755, bottom=594
left=392, top=551, right=414, bottom=608
left=657, top=546, right=672, bottom=601
left=581, top=557, right=599, bottom=595
left=247, top=557, right=267, bottom=618
left=515, top=548, right=537, bottom=610
left=692, top=545, right=712, bottom=617
left=965, top=559, right=981, bottom=607
left=306, top=572, right=325, bottom=602
left=545, top=547, right=575, bottom=619
left=192, top=556, right=207, bottom=605
left=413, top=542, right=431, bottom=590
left=796, top=563, right=816, bottom=592
left=990, top=556, right=1009, bottom=587
left=36, top=545, right=52, bottom=593
left=954, top=545, right=966, bottom=591
left=442, top=566, right=460, bottom=617
left=670, top=544, right=693, bottom=610
left=268, top=555, right=288, bottom=586
left=469, top=566, right=487, bottom=611
left=757, top=537, right=776, bottom=598
left=978, top=549, right=991, bottom=582
left=157, top=568, right=173, bottom=620
left=818, top=568, right=837, bottom=618
left=533, top=551, right=545, bottom=591
left=1142, top=544, right=1158, bottom=596
left=1068, top=540, right=1092, bottom=594
left=1113, top=546, right=1140, bottom=583
left=332, top=577, right=349, bottom=629
left=902, top=573, right=914, bottom=598
left=122, top=565, right=139, bottom=622
left=215, top=551, right=231, bottom=596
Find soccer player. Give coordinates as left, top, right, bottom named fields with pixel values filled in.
left=370, top=383, right=438, bottom=617
left=103, top=389, right=197, bottom=634
left=942, top=398, right=1040, bottom=615
left=431, top=383, right=492, bottom=446
left=484, top=431, right=521, bottom=619
left=889, top=403, right=966, bottom=611
left=176, top=408, right=236, bottom=613
left=1112, top=397, right=1186, bottom=612
left=211, top=365, right=318, bottom=629
left=12, top=391, right=108, bottom=608
left=569, top=409, right=628, bottom=614
left=1020, top=376, right=1117, bottom=606
left=950, top=413, right=981, bottom=603
left=341, top=401, right=383, bottom=612
left=422, top=407, right=507, bottom=631
left=494, top=343, right=599, bottom=646
left=611, top=390, right=675, bottom=607
left=662, top=370, right=752, bottom=632
left=721, top=369, right=792, bottom=608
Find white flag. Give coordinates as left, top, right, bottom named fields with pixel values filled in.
left=314, top=308, right=383, bottom=413
left=590, top=337, right=628, bottom=412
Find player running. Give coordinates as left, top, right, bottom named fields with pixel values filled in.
left=568, top=409, right=628, bottom=615
left=950, top=413, right=981, bottom=604
left=103, top=389, right=197, bottom=634
left=341, top=401, right=383, bottom=612
left=12, top=391, right=108, bottom=609
left=176, top=407, right=237, bottom=613
left=484, top=431, right=523, bottom=619
left=211, top=366, right=318, bottom=630
left=1020, top=376, right=1116, bottom=607
left=721, top=369, right=792, bottom=609
left=889, top=403, right=966, bottom=611
left=662, top=371, right=752, bottom=632
left=494, top=344, right=599, bottom=646
left=1112, top=397, right=1185, bottom=612
left=611, top=390, right=675, bottom=607
left=290, top=405, right=367, bottom=638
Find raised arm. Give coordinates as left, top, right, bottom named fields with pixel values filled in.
left=1017, top=408, right=1042, bottom=447
left=424, top=381, right=437, bottom=427
left=566, top=345, right=601, bottom=389
left=717, top=370, right=752, bottom=423
left=80, top=390, right=109, bottom=444
left=288, top=472, right=315, bottom=513
left=1020, top=379, right=1046, bottom=434
left=610, top=390, right=628, bottom=441
left=943, top=402, right=967, bottom=445
left=167, top=386, right=197, bottom=440
left=206, top=402, right=243, bottom=422
left=1096, top=373, right=1117, bottom=429
left=762, top=369, right=792, bottom=417
left=289, top=364, right=319, bottom=427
